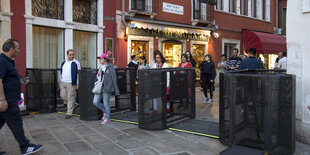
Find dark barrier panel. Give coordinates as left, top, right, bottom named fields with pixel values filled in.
left=219, top=69, right=295, bottom=155
left=79, top=67, right=136, bottom=120
left=25, top=67, right=136, bottom=117
left=138, top=68, right=196, bottom=130
left=78, top=68, right=99, bottom=120
left=115, top=68, right=136, bottom=112
left=26, top=69, right=58, bottom=113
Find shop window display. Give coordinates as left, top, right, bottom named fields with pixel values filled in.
left=131, top=41, right=149, bottom=63
left=163, top=42, right=182, bottom=67
left=193, top=44, right=205, bottom=80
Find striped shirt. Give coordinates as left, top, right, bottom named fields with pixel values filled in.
left=227, top=56, right=242, bottom=71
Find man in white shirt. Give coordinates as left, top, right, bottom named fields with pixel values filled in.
left=277, top=52, right=287, bottom=69
left=60, top=49, right=81, bottom=119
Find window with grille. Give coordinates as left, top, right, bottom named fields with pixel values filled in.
left=32, top=0, right=64, bottom=20
left=73, top=0, right=97, bottom=24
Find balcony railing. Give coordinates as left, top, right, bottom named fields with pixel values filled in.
left=130, top=0, right=158, bottom=16
left=193, top=0, right=215, bottom=24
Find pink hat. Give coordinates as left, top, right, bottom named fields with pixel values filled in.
left=97, top=53, right=109, bottom=59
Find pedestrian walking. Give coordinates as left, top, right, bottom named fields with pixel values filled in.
left=93, top=54, right=120, bottom=124
left=238, top=48, right=264, bottom=70
left=0, top=39, right=43, bottom=155
left=227, top=48, right=242, bottom=71
left=185, top=51, right=196, bottom=68
left=60, top=49, right=81, bottom=119
left=200, top=54, right=216, bottom=104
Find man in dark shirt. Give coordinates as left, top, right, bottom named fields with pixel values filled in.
left=238, top=48, right=264, bottom=70
left=227, top=48, right=242, bottom=71
left=127, top=55, right=139, bottom=80
left=0, top=39, right=43, bottom=155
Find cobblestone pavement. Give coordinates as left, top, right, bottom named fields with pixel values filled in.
left=0, top=113, right=227, bottom=155
left=1, top=88, right=310, bottom=155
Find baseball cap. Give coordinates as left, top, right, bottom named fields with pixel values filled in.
left=97, top=53, right=109, bottom=59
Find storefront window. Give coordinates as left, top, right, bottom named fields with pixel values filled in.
left=105, top=38, right=114, bottom=59
left=32, top=26, right=64, bottom=69
left=73, top=30, right=97, bottom=69
left=193, top=44, right=205, bottom=80
left=163, top=42, right=182, bottom=67
left=131, top=40, right=149, bottom=64
left=259, top=54, right=278, bottom=69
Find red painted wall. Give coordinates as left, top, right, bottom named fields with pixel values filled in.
left=154, top=0, right=192, bottom=24
left=211, top=0, right=277, bottom=65
left=11, top=0, right=27, bottom=98
left=103, top=0, right=118, bottom=65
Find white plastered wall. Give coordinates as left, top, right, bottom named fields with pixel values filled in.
left=24, top=0, right=104, bottom=68
left=0, top=0, right=13, bottom=50
left=287, top=0, right=310, bottom=144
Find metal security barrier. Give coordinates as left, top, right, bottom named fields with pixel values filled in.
left=79, top=67, right=136, bottom=120
left=219, top=69, right=295, bottom=155
left=25, top=67, right=136, bottom=119
left=115, top=68, right=136, bottom=112
left=26, top=68, right=58, bottom=113
left=138, top=68, right=196, bottom=130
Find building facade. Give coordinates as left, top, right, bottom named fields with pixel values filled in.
left=213, top=0, right=287, bottom=69
left=287, top=0, right=310, bottom=144
left=110, top=0, right=216, bottom=79
left=107, top=0, right=287, bottom=72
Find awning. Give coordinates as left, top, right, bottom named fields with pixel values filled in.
left=244, top=30, right=287, bottom=54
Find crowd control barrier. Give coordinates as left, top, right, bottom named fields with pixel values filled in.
left=138, top=68, right=196, bottom=130
left=219, top=69, right=295, bottom=155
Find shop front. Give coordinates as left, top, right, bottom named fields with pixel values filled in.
left=162, top=40, right=183, bottom=67
left=126, top=21, right=211, bottom=68
left=244, top=30, right=287, bottom=69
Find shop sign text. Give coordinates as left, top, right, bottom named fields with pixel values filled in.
left=128, top=28, right=209, bottom=41
left=163, top=2, right=184, bottom=15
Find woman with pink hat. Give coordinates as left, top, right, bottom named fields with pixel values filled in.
left=93, top=53, right=120, bottom=124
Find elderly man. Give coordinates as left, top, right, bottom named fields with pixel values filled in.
left=0, top=39, right=43, bottom=155
left=60, top=49, right=81, bottom=119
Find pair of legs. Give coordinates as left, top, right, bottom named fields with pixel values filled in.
left=0, top=102, right=30, bottom=152
left=93, top=91, right=112, bottom=120
left=201, top=74, right=214, bottom=100
left=60, top=82, right=77, bottom=116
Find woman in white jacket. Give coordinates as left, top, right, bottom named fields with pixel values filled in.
left=150, top=52, right=170, bottom=114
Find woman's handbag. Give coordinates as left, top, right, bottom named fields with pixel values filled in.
left=92, top=70, right=104, bottom=94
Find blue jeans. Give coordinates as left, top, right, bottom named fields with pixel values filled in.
left=93, top=91, right=112, bottom=120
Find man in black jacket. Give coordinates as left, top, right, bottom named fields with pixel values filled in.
left=0, top=39, right=43, bottom=155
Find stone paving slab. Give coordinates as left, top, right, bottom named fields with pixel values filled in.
left=1, top=112, right=310, bottom=155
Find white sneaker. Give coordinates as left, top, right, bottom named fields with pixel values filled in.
left=209, top=99, right=213, bottom=104
left=203, top=98, right=209, bottom=104
left=102, top=113, right=106, bottom=120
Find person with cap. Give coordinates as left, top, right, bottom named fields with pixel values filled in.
left=60, top=49, right=81, bottom=119
left=93, top=53, right=120, bottom=124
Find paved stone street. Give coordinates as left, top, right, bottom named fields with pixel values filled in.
left=1, top=113, right=227, bottom=155
left=1, top=88, right=310, bottom=155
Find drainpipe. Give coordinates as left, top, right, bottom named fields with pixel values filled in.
left=122, top=0, right=127, bottom=27
left=275, top=0, right=279, bottom=34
